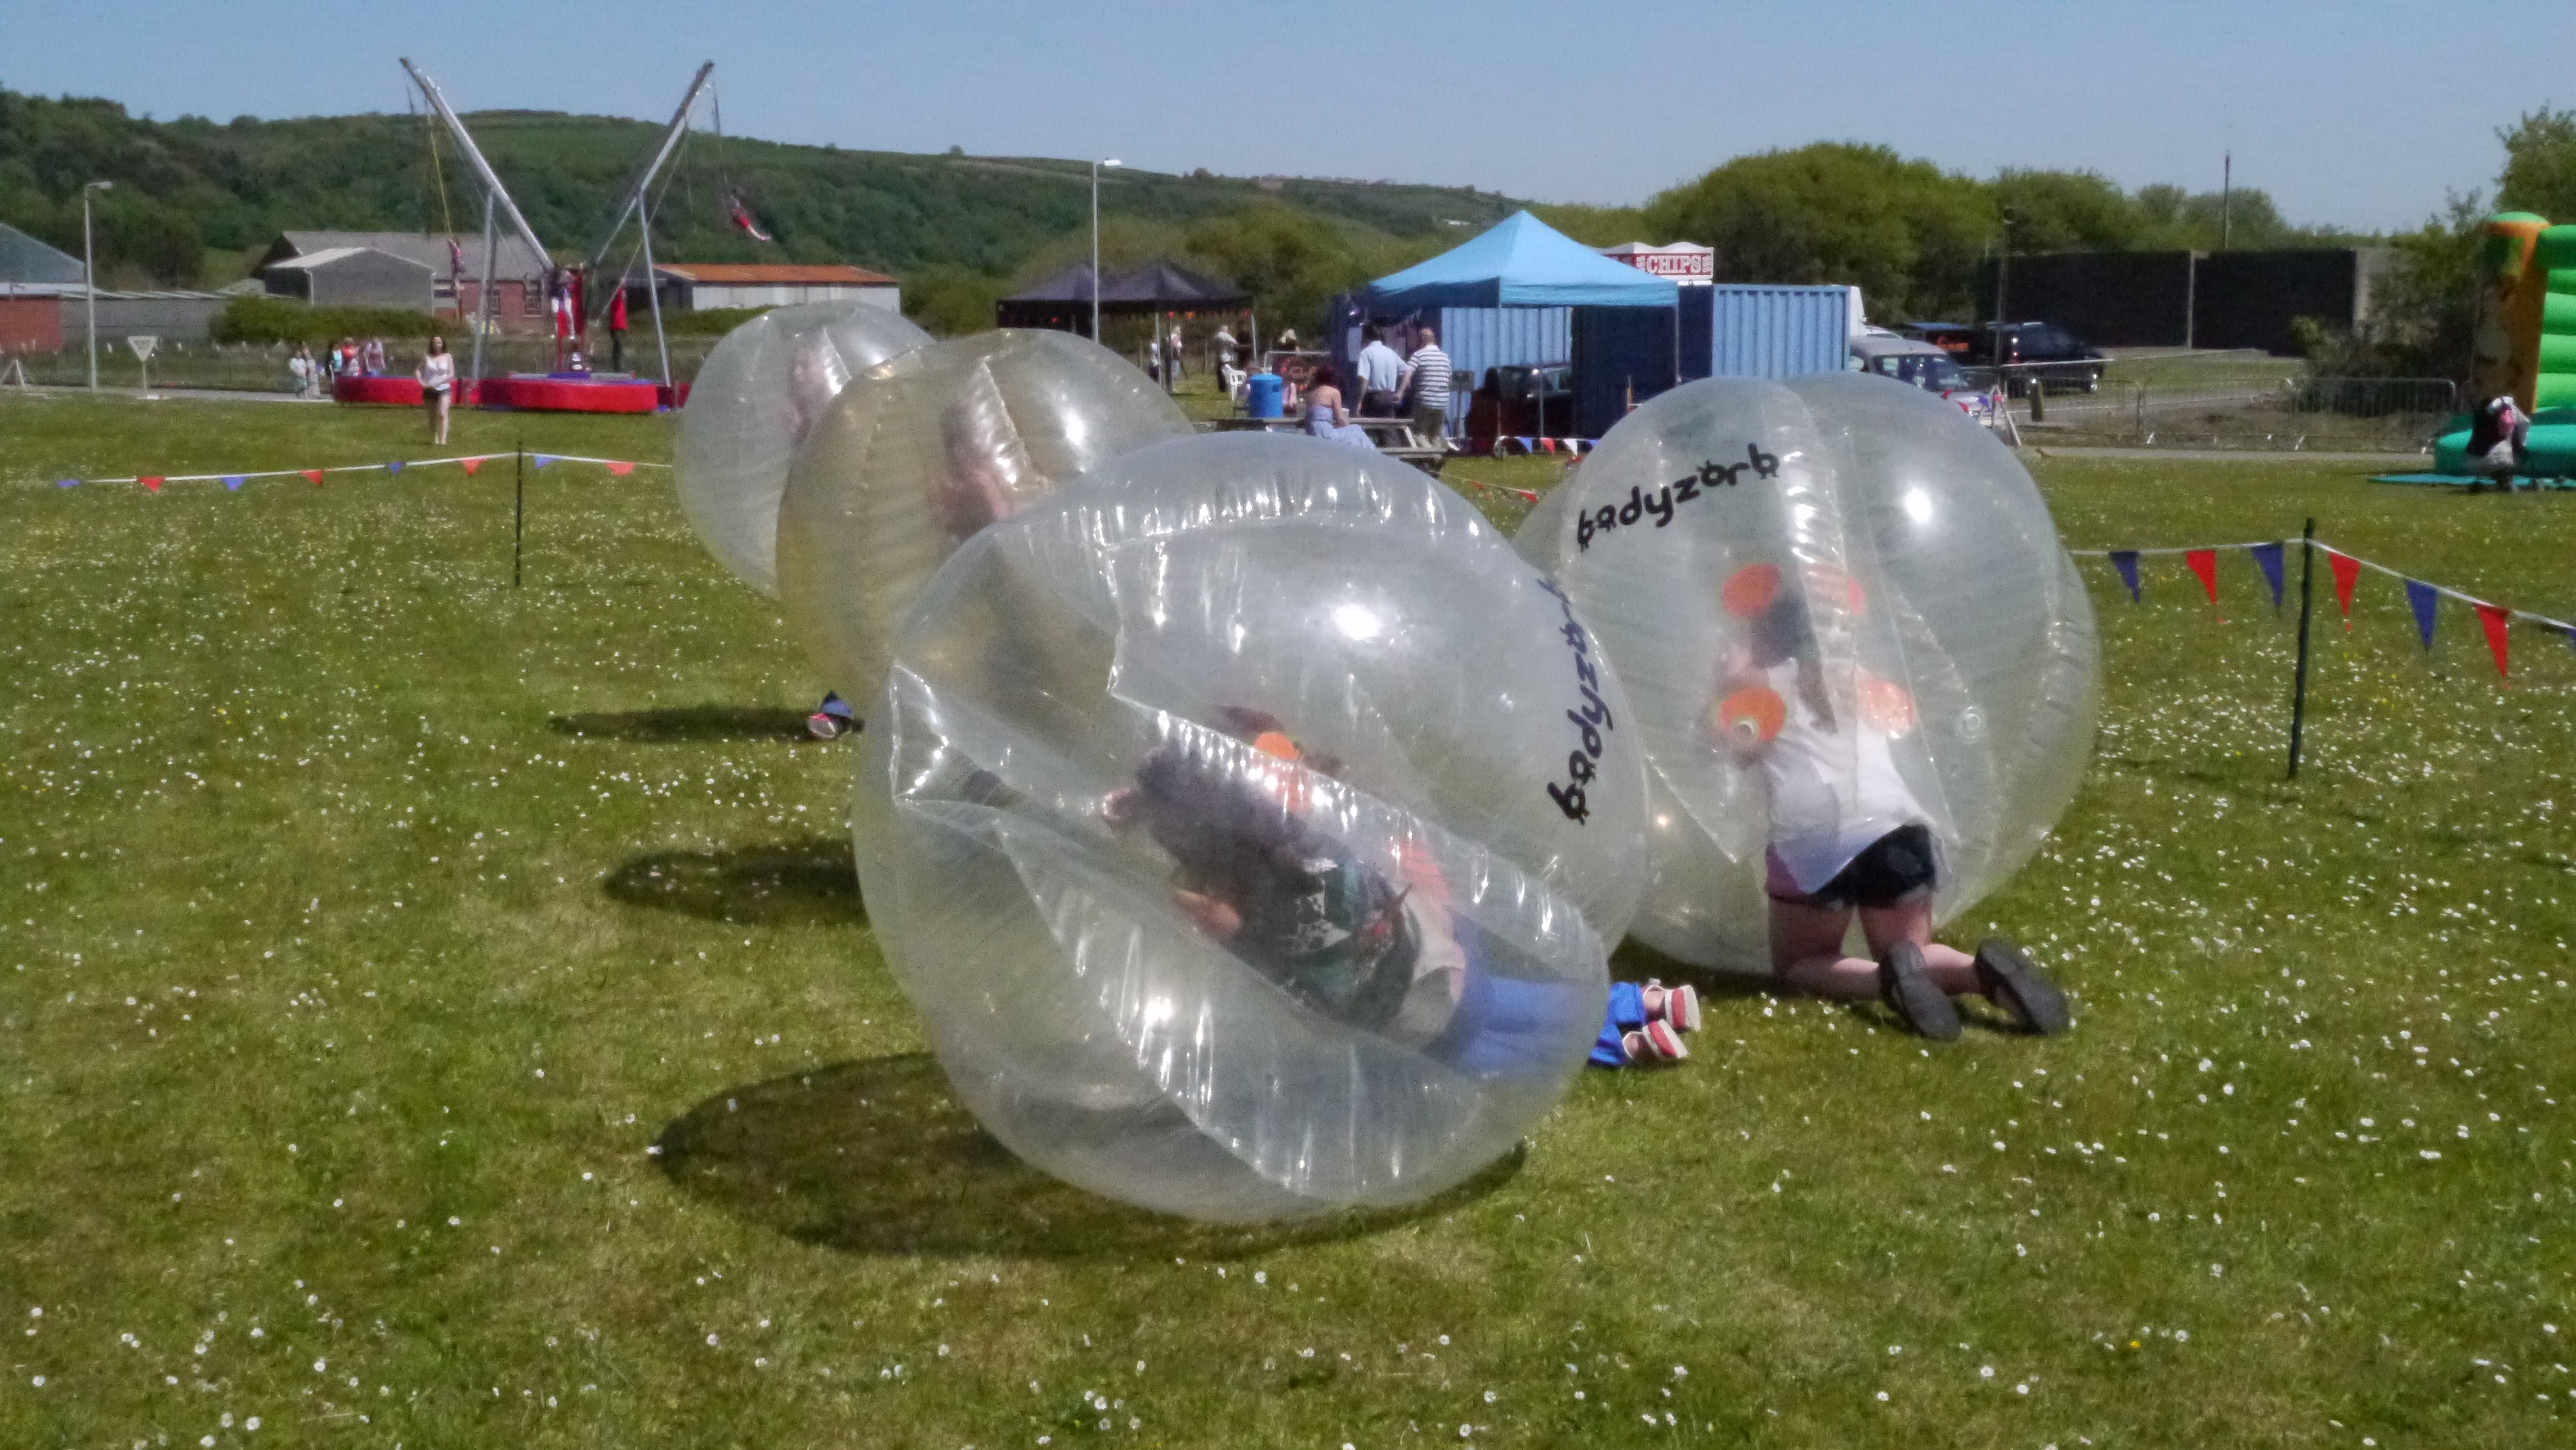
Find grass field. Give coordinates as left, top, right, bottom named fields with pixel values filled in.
left=3, top=392, right=2572, bottom=1449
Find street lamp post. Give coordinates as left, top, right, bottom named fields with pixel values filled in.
left=1090, top=158, right=1120, bottom=342
left=83, top=180, right=113, bottom=392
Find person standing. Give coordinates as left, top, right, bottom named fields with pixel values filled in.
left=360, top=335, right=387, bottom=376
left=609, top=285, right=630, bottom=373
left=416, top=335, right=455, bottom=445
left=1398, top=326, right=1453, bottom=441
left=1210, top=321, right=1237, bottom=377
left=1354, top=325, right=1405, bottom=417
left=1168, top=321, right=1187, bottom=382
left=287, top=346, right=312, bottom=397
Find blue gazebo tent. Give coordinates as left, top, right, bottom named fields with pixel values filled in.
left=1369, top=211, right=1679, bottom=309
left=1354, top=211, right=1680, bottom=438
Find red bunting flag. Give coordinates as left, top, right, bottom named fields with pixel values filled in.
left=140, top=476, right=164, bottom=493
left=461, top=458, right=482, bottom=476
left=2475, top=602, right=2511, bottom=677
left=606, top=460, right=635, bottom=477
left=2185, top=548, right=2221, bottom=608
left=302, top=469, right=325, bottom=485
left=2327, top=549, right=2360, bottom=629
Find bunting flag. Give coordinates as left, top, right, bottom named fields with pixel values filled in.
left=533, top=455, right=557, bottom=471
left=2185, top=548, right=2221, bottom=610
left=2327, top=549, right=2360, bottom=627
left=302, top=469, right=325, bottom=485
left=2251, top=541, right=2286, bottom=610
left=56, top=478, right=77, bottom=489
left=2068, top=534, right=2575, bottom=675
left=222, top=476, right=245, bottom=492
left=460, top=458, right=482, bottom=476
left=2109, top=550, right=2142, bottom=602
left=2475, top=603, right=2512, bottom=677
left=606, top=460, right=636, bottom=477
left=2405, top=579, right=2440, bottom=650
left=386, top=460, right=404, bottom=477
left=140, top=476, right=163, bottom=494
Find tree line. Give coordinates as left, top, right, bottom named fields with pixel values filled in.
left=10, top=84, right=2572, bottom=379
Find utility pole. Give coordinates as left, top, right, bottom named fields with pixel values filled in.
left=2220, top=151, right=2232, bottom=250
left=82, top=180, right=113, bottom=391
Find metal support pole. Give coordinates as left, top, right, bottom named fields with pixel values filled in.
left=638, top=194, right=672, bottom=391
left=513, top=442, right=526, bottom=589
left=2286, top=517, right=2316, bottom=778
left=83, top=187, right=99, bottom=392
left=469, top=193, right=497, bottom=393
left=1090, top=162, right=1102, bottom=343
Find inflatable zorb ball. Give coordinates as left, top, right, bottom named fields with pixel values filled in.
left=1517, top=374, right=2096, bottom=972
left=857, top=432, right=1647, bottom=1220
left=777, top=330, right=1190, bottom=699
left=674, top=302, right=932, bottom=594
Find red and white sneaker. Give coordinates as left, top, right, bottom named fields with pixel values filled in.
left=1622, top=1020, right=1690, bottom=1065
left=1643, top=979, right=1701, bottom=1033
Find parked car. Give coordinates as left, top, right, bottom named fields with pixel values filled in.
left=1852, top=332, right=2002, bottom=424
left=1900, top=320, right=2107, bottom=394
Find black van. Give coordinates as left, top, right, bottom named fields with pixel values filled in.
left=1902, top=321, right=2107, bottom=394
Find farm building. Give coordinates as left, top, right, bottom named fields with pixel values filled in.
left=257, top=231, right=554, bottom=330
left=262, top=247, right=435, bottom=310
left=1, top=222, right=87, bottom=285
left=639, top=262, right=901, bottom=312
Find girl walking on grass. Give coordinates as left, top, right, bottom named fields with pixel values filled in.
left=417, top=336, right=455, bottom=445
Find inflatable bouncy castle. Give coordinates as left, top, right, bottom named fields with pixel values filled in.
left=2436, top=213, right=2576, bottom=477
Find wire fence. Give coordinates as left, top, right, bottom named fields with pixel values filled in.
left=2006, top=368, right=2458, bottom=452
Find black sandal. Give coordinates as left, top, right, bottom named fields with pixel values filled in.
left=1974, top=937, right=2071, bottom=1036
left=1879, top=941, right=1962, bottom=1041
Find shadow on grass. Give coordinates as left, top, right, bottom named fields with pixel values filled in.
left=549, top=705, right=817, bottom=743
left=654, top=1054, right=1524, bottom=1260
left=602, top=838, right=865, bottom=927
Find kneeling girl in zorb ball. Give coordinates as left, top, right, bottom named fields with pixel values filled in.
left=1517, top=374, right=2099, bottom=1039
left=855, top=433, right=1688, bottom=1221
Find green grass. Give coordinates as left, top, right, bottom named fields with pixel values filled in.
left=4, top=394, right=2573, bottom=1448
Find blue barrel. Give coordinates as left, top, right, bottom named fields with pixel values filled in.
left=1246, top=372, right=1286, bottom=418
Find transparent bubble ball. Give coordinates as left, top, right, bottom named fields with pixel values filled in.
left=778, top=330, right=1189, bottom=700
left=856, top=432, right=1647, bottom=1220
left=1516, top=373, right=2097, bottom=972
left=673, top=302, right=931, bottom=595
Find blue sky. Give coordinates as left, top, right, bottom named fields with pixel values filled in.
left=8, top=1, right=2569, bottom=232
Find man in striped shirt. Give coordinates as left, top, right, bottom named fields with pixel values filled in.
left=1399, top=327, right=1454, bottom=441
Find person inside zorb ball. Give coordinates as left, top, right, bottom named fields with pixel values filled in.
left=1517, top=373, right=2098, bottom=1040
left=855, top=432, right=1675, bottom=1221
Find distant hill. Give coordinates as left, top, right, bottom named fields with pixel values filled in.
left=0, top=88, right=1523, bottom=314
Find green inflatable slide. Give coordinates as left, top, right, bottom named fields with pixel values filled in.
left=2435, top=216, right=2576, bottom=477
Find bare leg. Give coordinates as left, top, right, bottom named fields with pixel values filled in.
left=1859, top=897, right=1980, bottom=995
left=1768, top=895, right=1880, bottom=1000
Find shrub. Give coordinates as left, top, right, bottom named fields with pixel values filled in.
left=211, top=295, right=441, bottom=346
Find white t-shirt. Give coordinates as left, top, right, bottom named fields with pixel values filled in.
left=1755, top=660, right=1928, bottom=892
left=418, top=354, right=456, bottom=392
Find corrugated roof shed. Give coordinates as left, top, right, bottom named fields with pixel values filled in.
left=0, top=222, right=87, bottom=285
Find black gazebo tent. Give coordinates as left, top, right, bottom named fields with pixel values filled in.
left=995, top=260, right=1249, bottom=333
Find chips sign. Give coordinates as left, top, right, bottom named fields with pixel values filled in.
left=126, top=334, right=159, bottom=361
left=1598, top=243, right=1714, bottom=285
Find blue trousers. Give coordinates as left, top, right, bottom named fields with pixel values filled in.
left=1423, top=918, right=1643, bottom=1076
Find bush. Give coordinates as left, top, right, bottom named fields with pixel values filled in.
left=211, top=295, right=441, bottom=346
left=650, top=306, right=773, bottom=336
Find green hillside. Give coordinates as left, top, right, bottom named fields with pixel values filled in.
left=0, top=88, right=1515, bottom=331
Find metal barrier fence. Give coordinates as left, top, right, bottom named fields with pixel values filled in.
left=2002, top=366, right=2458, bottom=450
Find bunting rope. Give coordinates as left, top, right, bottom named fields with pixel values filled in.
left=38, top=451, right=663, bottom=493
left=2072, top=534, right=2576, bottom=676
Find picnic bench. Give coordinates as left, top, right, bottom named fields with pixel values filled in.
left=1203, top=415, right=1455, bottom=476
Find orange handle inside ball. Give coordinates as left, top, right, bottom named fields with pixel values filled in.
left=1714, top=686, right=1786, bottom=745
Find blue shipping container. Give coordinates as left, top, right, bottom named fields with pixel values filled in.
left=1701, top=284, right=1852, bottom=379
left=1571, top=306, right=1678, bottom=440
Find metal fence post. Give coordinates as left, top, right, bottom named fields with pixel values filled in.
left=2287, top=517, right=2317, bottom=778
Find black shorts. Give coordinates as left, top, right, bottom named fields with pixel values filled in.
left=1767, top=822, right=1938, bottom=911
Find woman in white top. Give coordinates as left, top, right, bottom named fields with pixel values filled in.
left=415, top=335, right=456, bottom=445
left=1710, top=562, right=2068, bottom=1040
